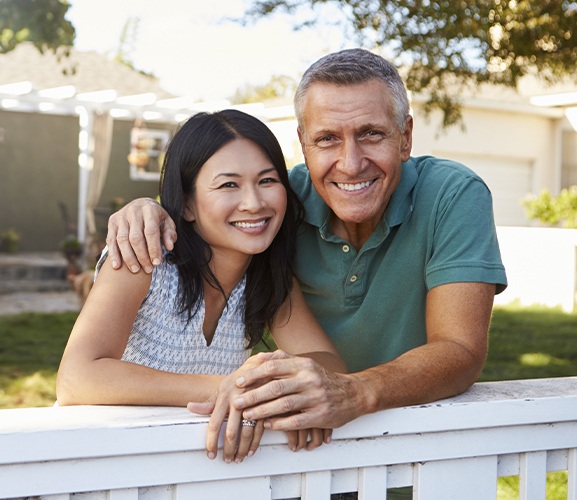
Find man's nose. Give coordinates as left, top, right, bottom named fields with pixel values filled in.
left=337, top=139, right=365, bottom=175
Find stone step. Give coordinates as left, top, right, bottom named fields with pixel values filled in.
left=0, top=252, right=70, bottom=294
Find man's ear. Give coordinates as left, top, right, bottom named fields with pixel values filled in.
left=400, top=116, right=413, bottom=162
left=297, top=127, right=306, bottom=160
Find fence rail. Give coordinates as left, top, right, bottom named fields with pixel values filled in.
left=1, top=377, right=576, bottom=499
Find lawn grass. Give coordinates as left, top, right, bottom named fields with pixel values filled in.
left=0, top=304, right=575, bottom=498
left=0, top=311, right=77, bottom=408
left=480, top=304, right=577, bottom=382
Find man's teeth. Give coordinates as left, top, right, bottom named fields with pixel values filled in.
left=233, top=220, right=267, bottom=228
left=337, top=180, right=372, bottom=191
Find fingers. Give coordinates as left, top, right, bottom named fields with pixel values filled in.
left=106, top=216, right=138, bottom=272
left=323, top=428, right=333, bottom=445
left=286, top=428, right=329, bottom=452
left=306, top=428, right=325, bottom=450
left=235, top=420, right=264, bottom=463
left=186, top=401, right=215, bottom=416
left=285, top=429, right=311, bottom=451
left=160, top=216, right=177, bottom=251
left=234, top=353, right=302, bottom=392
left=205, top=396, right=230, bottom=461
left=222, top=409, right=243, bottom=463
left=236, top=375, right=306, bottom=420
left=106, top=198, right=173, bottom=274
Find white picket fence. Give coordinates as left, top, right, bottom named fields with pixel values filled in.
left=1, top=377, right=576, bottom=500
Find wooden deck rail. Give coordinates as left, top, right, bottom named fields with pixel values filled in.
left=1, top=377, right=576, bottom=499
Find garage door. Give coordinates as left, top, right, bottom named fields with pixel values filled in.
left=434, top=152, right=534, bottom=227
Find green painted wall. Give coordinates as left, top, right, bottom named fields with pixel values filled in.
left=0, top=110, right=172, bottom=252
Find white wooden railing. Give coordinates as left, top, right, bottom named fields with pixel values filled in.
left=1, top=377, right=576, bottom=500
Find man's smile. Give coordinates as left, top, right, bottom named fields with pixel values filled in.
left=335, top=179, right=376, bottom=192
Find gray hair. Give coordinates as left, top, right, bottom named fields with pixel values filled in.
left=294, top=48, right=410, bottom=132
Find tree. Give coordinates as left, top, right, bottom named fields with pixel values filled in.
left=243, top=0, right=577, bottom=127
left=522, top=187, right=577, bottom=228
left=0, top=0, right=75, bottom=55
left=230, top=74, right=298, bottom=104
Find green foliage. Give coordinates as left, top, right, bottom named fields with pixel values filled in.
left=244, top=0, right=577, bottom=127
left=231, top=74, right=298, bottom=104
left=0, top=0, right=75, bottom=55
left=498, top=472, right=568, bottom=500
left=0, top=228, right=21, bottom=253
left=522, top=186, right=577, bottom=228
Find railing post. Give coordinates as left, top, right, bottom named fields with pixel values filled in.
left=567, top=448, right=577, bottom=500
left=519, top=451, right=547, bottom=500
left=302, top=470, right=332, bottom=499
left=413, top=456, right=497, bottom=500
left=358, top=465, right=388, bottom=499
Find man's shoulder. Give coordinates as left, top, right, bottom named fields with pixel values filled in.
left=412, top=155, right=485, bottom=184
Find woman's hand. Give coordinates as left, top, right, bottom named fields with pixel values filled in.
left=188, top=351, right=334, bottom=461
left=187, top=351, right=282, bottom=462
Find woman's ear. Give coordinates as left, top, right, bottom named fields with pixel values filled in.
left=182, top=200, right=196, bottom=222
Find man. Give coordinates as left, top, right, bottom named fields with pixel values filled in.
left=107, top=49, right=507, bottom=432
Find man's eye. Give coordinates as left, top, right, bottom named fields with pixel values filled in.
left=316, top=136, right=336, bottom=146
left=364, top=130, right=384, bottom=139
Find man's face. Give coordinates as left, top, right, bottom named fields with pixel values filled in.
left=298, top=79, right=412, bottom=236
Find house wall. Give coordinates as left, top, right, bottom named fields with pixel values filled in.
left=494, top=226, right=577, bottom=312
left=2, top=98, right=572, bottom=251
left=0, top=110, right=164, bottom=252
left=95, top=119, right=176, bottom=239
left=0, top=110, right=79, bottom=252
left=411, top=102, right=561, bottom=227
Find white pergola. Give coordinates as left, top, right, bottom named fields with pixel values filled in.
left=0, top=81, right=294, bottom=244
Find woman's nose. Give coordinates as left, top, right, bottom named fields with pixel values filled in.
left=238, top=186, right=266, bottom=212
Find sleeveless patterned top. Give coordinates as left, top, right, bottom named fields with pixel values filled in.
left=96, top=249, right=251, bottom=375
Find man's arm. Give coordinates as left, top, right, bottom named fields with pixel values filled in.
left=106, top=198, right=176, bottom=273
left=231, top=281, right=495, bottom=430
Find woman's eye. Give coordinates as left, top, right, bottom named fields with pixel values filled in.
left=219, top=182, right=237, bottom=189
left=260, top=177, right=280, bottom=184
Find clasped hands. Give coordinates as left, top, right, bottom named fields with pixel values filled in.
left=187, top=349, right=353, bottom=463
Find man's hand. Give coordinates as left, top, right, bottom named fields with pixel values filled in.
left=232, top=352, right=365, bottom=431
left=106, top=198, right=176, bottom=273
left=187, top=351, right=335, bottom=460
left=187, top=352, right=280, bottom=462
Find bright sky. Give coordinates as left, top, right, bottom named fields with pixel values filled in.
left=66, top=0, right=352, bottom=101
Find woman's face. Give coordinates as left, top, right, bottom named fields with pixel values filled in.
left=184, top=138, right=287, bottom=266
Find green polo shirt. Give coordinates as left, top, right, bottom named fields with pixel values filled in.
left=289, top=156, right=507, bottom=373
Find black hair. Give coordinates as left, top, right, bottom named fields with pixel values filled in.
left=159, top=109, right=304, bottom=347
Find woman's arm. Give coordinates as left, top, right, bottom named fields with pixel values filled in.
left=56, top=258, right=223, bottom=406
left=270, top=278, right=347, bottom=373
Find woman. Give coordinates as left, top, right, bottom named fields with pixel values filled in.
left=56, top=109, right=346, bottom=463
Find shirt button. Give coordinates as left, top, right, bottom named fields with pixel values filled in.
left=342, top=244, right=350, bottom=253
left=349, top=275, right=358, bottom=283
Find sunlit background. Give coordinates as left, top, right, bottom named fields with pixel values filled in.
left=66, top=0, right=349, bottom=100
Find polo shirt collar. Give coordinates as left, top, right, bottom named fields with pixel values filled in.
left=385, top=158, right=418, bottom=228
